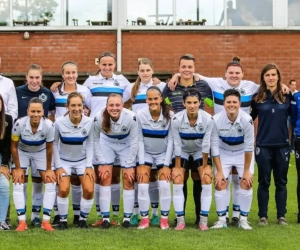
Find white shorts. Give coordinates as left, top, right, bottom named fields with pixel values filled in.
left=60, top=158, right=87, bottom=176
left=181, top=151, right=203, bottom=161
left=93, top=141, right=121, bottom=166
left=214, top=150, right=255, bottom=179
left=141, top=152, right=170, bottom=170
left=12, top=149, right=46, bottom=177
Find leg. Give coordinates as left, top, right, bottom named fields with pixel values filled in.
left=70, top=173, right=81, bottom=225
left=149, top=168, right=159, bottom=225
left=111, top=166, right=121, bottom=225
left=130, top=181, right=140, bottom=226
left=0, top=174, right=10, bottom=230
left=122, top=167, right=135, bottom=228
left=57, top=172, right=70, bottom=230
left=92, top=166, right=102, bottom=226
left=231, top=167, right=240, bottom=225
left=295, top=138, right=300, bottom=222
left=31, top=159, right=43, bottom=225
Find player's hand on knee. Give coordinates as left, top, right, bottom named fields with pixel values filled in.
left=98, top=165, right=111, bottom=180
left=242, top=170, right=253, bottom=188
left=158, top=166, right=171, bottom=182
left=137, top=165, right=149, bottom=183
left=123, top=168, right=135, bottom=184
left=12, top=168, right=24, bottom=184
left=171, top=167, right=184, bottom=183
left=199, top=166, right=213, bottom=183
left=84, top=167, right=95, bottom=183
left=45, top=169, right=57, bottom=183
left=214, top=171, right=226, bottom=190
left=56, top=168, right=68, bottom=183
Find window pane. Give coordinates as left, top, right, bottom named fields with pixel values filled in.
left=67, top=0, right=112, bottom=26
left=127, top=0, right=173, bottom=26
left=0, top=0, right=10, bottom=26
left=12, top=0, right=61, bottom=26
left=289, top=0, right=300, bottom=25
left=176, top=0, right=223, bottom=26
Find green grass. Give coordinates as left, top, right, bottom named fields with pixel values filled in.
left=0, top=156, right=299, bottom=250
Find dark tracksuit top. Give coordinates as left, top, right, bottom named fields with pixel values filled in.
left=0, top=114, right=13, bottom=165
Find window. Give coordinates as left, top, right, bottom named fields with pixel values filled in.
left=127, top=0, right=173, bottom=26
left=288, top=0, right=300, bottom=26
left=0, top=0, right=9, bottom=26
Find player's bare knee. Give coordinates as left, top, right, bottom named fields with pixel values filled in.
left=202, top=175, right=212, bottom=185
left=58, top=186, right=70, bottom=198
left=123, top=178, right=134, bottom=190
left=173, top=176, right=183, bottom=185
left=82, top=186, right=94, bottom=199
left=240, top=179, right=251, bottom=190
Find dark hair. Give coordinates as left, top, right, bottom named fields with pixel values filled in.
left=179, top=54, right=195, bottom=65
left=289, top=79, right=296, bottom=85
left=64, top=92, right=84, bottom=116
left=226, top=56, right=243, bottom=71
left=95, top=51, right=116, bottom=76
left=183, top=88, right=201, bottom=102
left=0, top=94, right=6, bottom=139
left=28, top=97, right=43, bottom=108
left=223, top=89, right=241, bottom=101
left=146, top=86, right=172, bottom=122
left=254, top=63, right=285, bottom=103
left=59, top=61, right=78, bottom=95
left=131, top=58, right=154, bottom=101
left=102, top=93, right=123, bottom=133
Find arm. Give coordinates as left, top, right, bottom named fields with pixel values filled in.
left=250, top=99, right=258, bottom=121
left=85, top=122, right=94, bottom=168
left=7, top=83, right=18, bottom=121
left=11, top=140, right=21, bottom=169
left=202, top=117, right=213, bottom=167
left=171, top=117, right=182, bottom=168
left=46, top=142, right=53, bottom=171
left=50, top=82, right=62, bottom=92
left=164, top=123, right=174, bottom=166
left=53, top=123, right=62, bottom=169
left=125, top=116, right=139, bottom=168
left=93, top=116, right=105, bottom=165
left=137, top=116, right=145, bottom=165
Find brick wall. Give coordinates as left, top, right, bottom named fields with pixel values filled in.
left=1, top=30, right=300, bottom=88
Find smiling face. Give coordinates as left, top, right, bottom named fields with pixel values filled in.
left=225, top=66, right=244, bottom=87
left=63, top=64, right=78, bottom=85
left=99, top=56, right=116, bottom=78
left=26, top=69, right=42, bottom=92
left=138, top=63, right=154, bottom=83
left=106, top=95, right=123, bottom=121
left=183, top=96, right=200, bottom=115
left=27, top=102, right=44, bottom=126
left=224, top=95, right=241, bottom=116
left=146, top=89, right=162, bottom=113
left=179, top=59, right=195, bottom=81
left=67, top=96, right=83, bottom=121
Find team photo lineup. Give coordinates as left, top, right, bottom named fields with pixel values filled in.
left=0, top=51, right=298, bottom=233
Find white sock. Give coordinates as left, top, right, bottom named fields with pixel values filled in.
left=149, top=181, right=159, bottom=216
left=133, top=182, right=139, bottom=215
left=111, top=183, right=121, bottom=216
left=95, top=184, right=101, bottom=216
left=80, top=197, right=94, bottom=221
left=232, top=174, right=240, bottom=218
left=23, top=182, right=28, bottom=210
left=53, top=185, right=59, bottom=216
left=215, top=189, right=227, bottom=221
left=138, top=183, right=150, bottom=218
left=159, top=180, right=171, bottom=219
left=57, top=196, right=69, bottom=222
left=200, top=184, right=212, bottom=218
left=31, top=182, right=43, bottom=220
left=123, top=189, right=134, bottom=222
left=43, top=183, right=56, bottom=221
left=71, top=184, right=81, bottom=216
left=13, top=183, right=26, bottom=221
left=173, top=184, right=184, bottom=218
left=239, top=188, right=253, bottom=219
left=226, top=175, right=231, bottom=218
left=99, top=185, right=111, bottom=221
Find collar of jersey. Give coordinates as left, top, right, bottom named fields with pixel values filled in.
left=139, top=80, right=153, bottom=88
left=183, top=109, right=202, bottom=125
left=110, top=110, right=124, bottom=125
left=224, top=109, right=241, bottom=124
left=61, top=82, right=78, bottom=93
left=25, top=116, right=44, bottom=133
left=146, top=108, right=163, bottom=122
left=66, top=114, right=84, bottom=128
left=99, top=73, right=116, bottom=81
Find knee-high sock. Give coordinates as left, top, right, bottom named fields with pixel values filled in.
left=13, top=183, right=25, bottom=221
left=31, top=182, right=43, bottom=220
left=53, top=185, right=59, bottom=216
left=133, top=182, right=139, bottom=215
left=23, top=183, right=28, bottom=212
left=215, top=189, right=227, bottom=221
left=99, top=185, right=111, bottom=221
left=57, top=196, right=69, bottom=222
left=111, top=183, right=121, bottom=216
left=80, top=197, right=94, bottom=221
left=173, top=184, right=184, bottom=218
left=200, top=184, right=212, bottom=218
left=193, top=180, right=202, bottom=217
left=138, top=183, right=150, bottom=218
left=43, top=183, right=56, bottom=221
left=95, top=183, right=101, bottom=216
left=232, top=174, right=241, bottom=218
left=149, top=181, right=159, bottom=216
left=71, top=185, right=81, bottom=216
left=226, top=175, right=232, bottom=218
left=239, top=188, right=253, bottom=220
left=123, top=189, right=134, bottom=222
left=159, top=180, right=171, bottom=219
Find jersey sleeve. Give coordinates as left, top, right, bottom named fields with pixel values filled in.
left=84, top=88, right=93, bottom=110
left=93, top=115, right=105, bottom=165
left=210, top=121, right=220, bottom=157
left=85, top=121, right=94, bottom=167
left=11, top=119, right=21, bottom=141
left=1, top=114, right=13, bottom=165
left=6, top=82, right=18, bottom=121
left=49, top=92, right=56, bottom=112
left=171, top=116, right=182, bottom=157
left=250, top=98, right=258, bottom=121
left=163, top=85, right=172, bottom=106
left=243, top=118, right=255, bottom=152
left=125, top=115, right=138, bottom=168
left=202, top=117, right=213, bottom=154
left=291, top=93, right=297, bottom=126
left=137, top=114, right=145, bottom=165
left=122, top=84, right=132, bottom=103
left=248, top=80, right=260, bottom=94
left=46, top=121, right=55, bottom=143
left=201, top=80, right=214, bottom=108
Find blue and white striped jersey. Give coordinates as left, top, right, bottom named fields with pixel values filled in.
left=124, top=81, right=166, bottom=113
left=12, top=116, right=55, bottom=152
left=200, top=76, right=259, bottom=114
left=83, top=73, right=131, bottom=117
left=52, top=83, right=92, bottom=118
left=211, top=109, right=254, bottom=157
left=93, top=108, right=138, bottom=167
left=53, top=115, right=94, bottom=168
left=171, top=109, right=213, bottom=156
left=136, top=107, right=173, bottom=166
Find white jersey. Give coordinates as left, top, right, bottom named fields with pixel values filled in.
left=136, top=107, right=173, bottom=166
left=171, top=109, right=213, bottom=156
left=200, top=76, right=259, bottom=114
left=211, top=109, right=254, bottom=157
left=52, top=83, right=92, bottom=118
left=123, top=81, right=166, bottom=113
left=53, top=114, right=94, bottom=168
left=12, top=116, right=55, bottom=152
left=83, top=73, right=131, bottom=117
left=93, top=108, right=138, bottom=167
left=0, top=75, right=18, bottom=121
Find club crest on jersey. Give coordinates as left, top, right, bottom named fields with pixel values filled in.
left=256, top=147, right=260, bottom=155
left=81, top=129, right=87, bottom=136
left=198, top=124, right=204, bottom=132
left=39, top=93, right=47, bottom=102
left=121, top=126, right=127, bottom=132
left=40, top=133, right=45, bottom=138
left=114, top=80, right=120, bottom=86
left=237, top=126, right=243, bottom=134
left=161, top=123, right=166, bottom=129
left=239, top=88, right=246, bottom=95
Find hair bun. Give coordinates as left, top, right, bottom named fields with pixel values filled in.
left=232, top=56, right=240, bottom=63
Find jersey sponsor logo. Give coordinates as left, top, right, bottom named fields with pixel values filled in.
left=22, top=96, right=27, bottom=99
left=39, top=93, right=48, bottom=102
left=256, top=147, right=260, bottom=155
left=81, top=128, right=87, bottom=136
left=171, top=91, right=182, bottom=96
left=219, top=129, right=229, bottom=131
left=93, top=82, right=103, bottom=85
left=62, top=131, right=71, bottom=134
